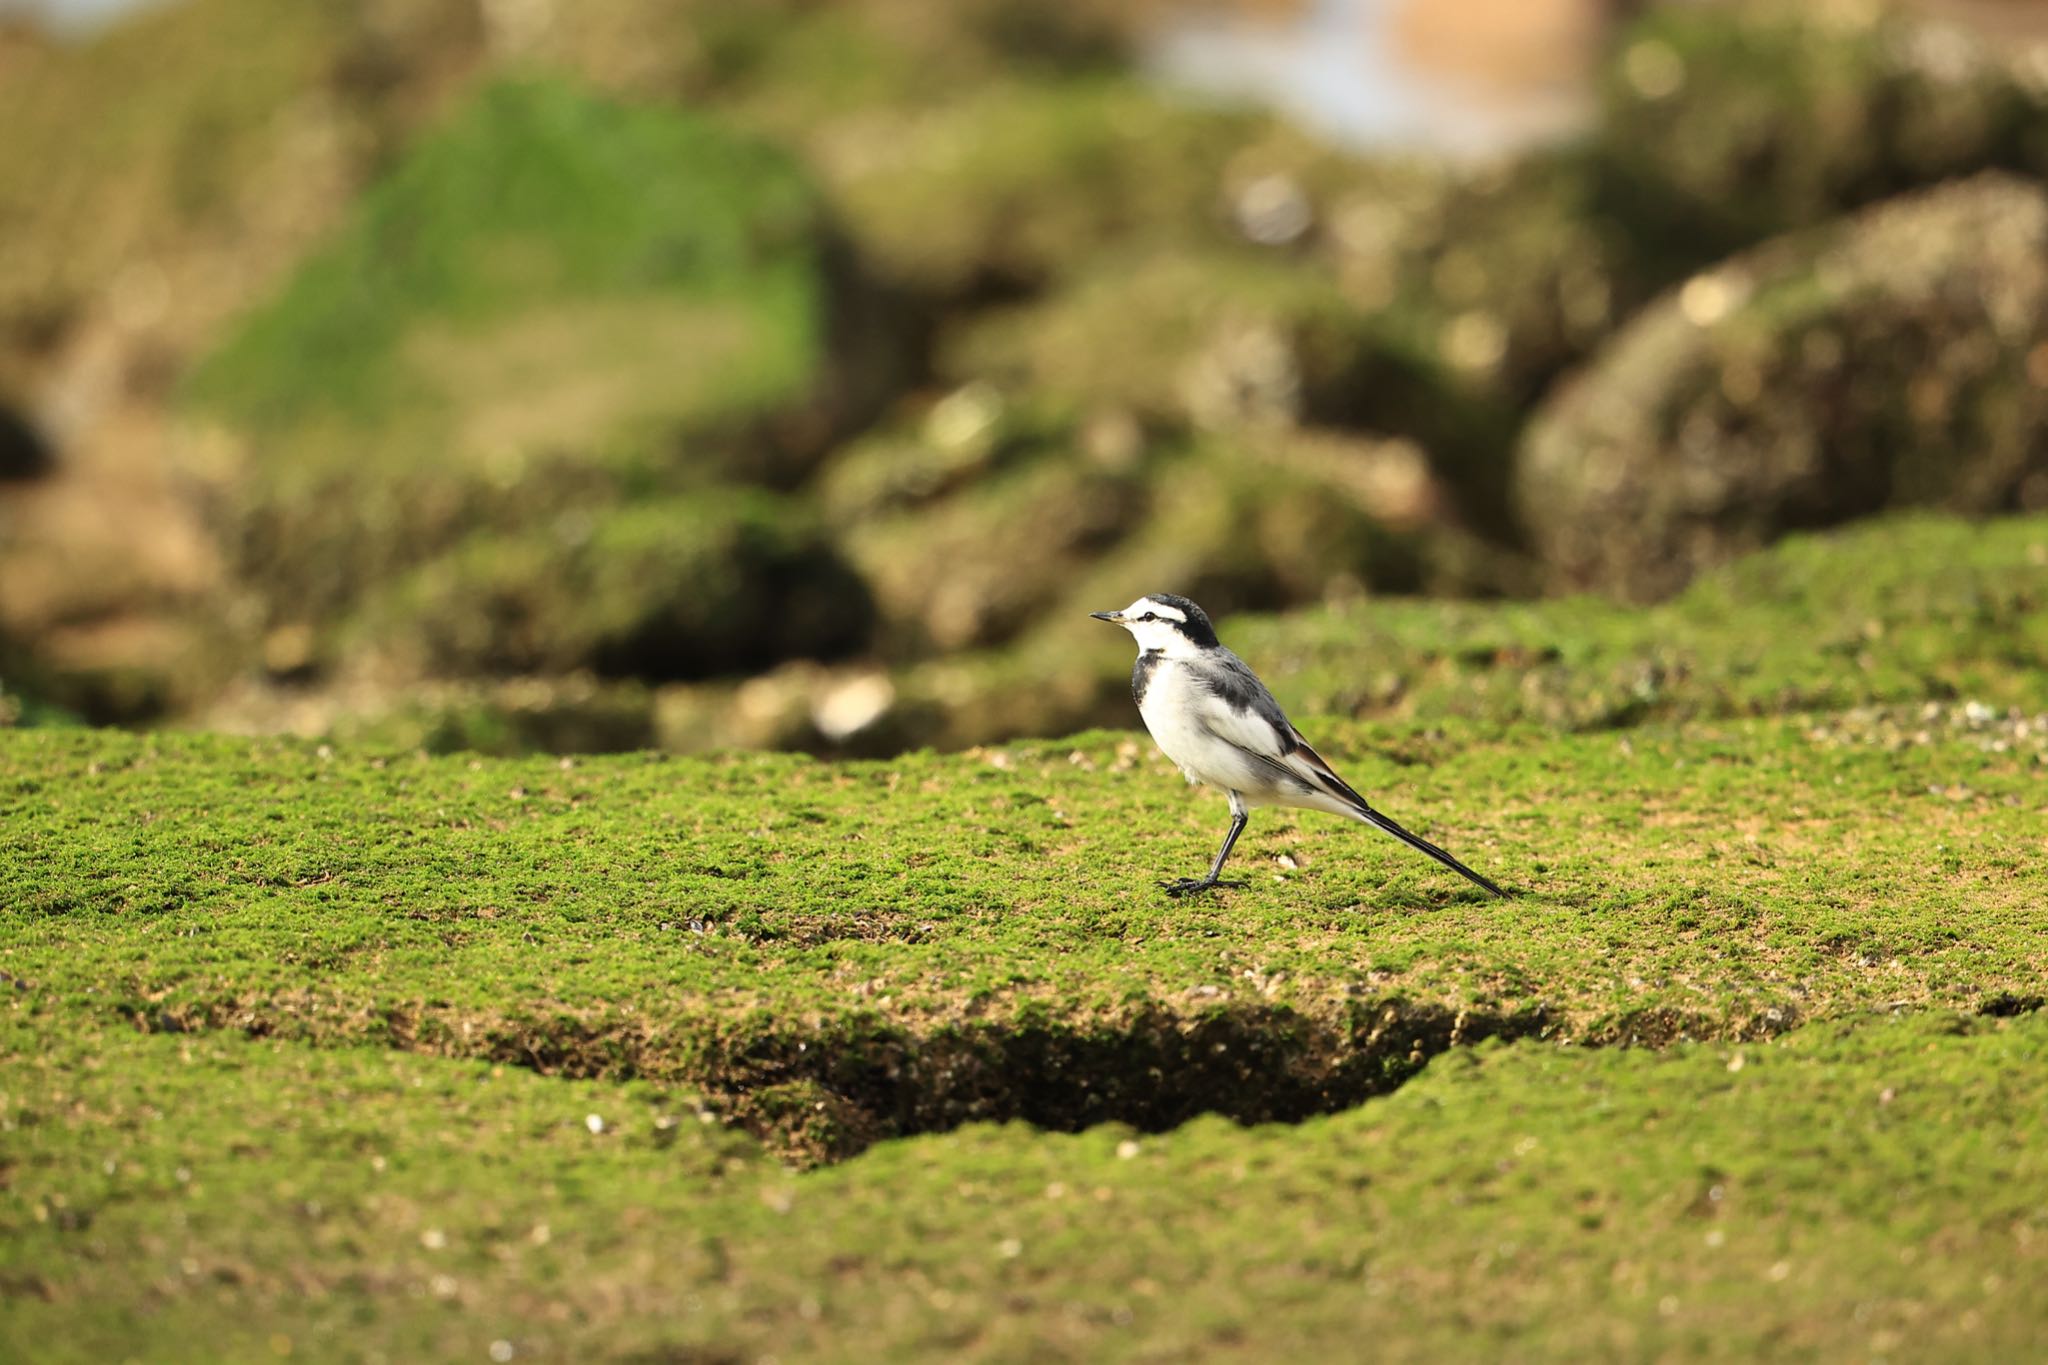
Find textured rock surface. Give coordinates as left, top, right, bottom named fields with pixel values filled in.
left=1517, top=173, right=2048, bottom=601
left=1595, top=0, right=2048, bottom=264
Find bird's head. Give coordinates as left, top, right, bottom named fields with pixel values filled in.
left=1090, top=593, right=1220, bottom=654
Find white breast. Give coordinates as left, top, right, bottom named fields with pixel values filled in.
left=1137, top=661, right=1257, bottom=793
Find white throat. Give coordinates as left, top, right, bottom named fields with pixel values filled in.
left=1124, top=618, right=1201, bottom=657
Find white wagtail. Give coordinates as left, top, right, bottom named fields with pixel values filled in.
left=1091, top=594, right=1508, bottom=898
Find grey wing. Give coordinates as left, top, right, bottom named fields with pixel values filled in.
left=1188, top=651, right=1320, bottom=795
left=1196, top=651, right=1292, bottom=748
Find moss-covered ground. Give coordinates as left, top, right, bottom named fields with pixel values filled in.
left=5, top=1008, right=2044, bottom=1361
left=5, top=655, right=2047, bottom=1355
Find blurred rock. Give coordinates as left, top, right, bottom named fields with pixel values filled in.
left=0, top=0, right=489, bottom=721
left=180, top=77, right=903, bottom=666
left=1050, top=430, right=1508, bottom=620
left=0, top=406, right=51, bottom=482
left=358, top=491, right=874, bottom=681
left=1517, top=173, right=2048, bottom=602
left=814, top=384, right=1053, bottom=523
left=1391, top=0, right=1611, bottom=101
left=826, top=81, right=1335, bottom=302
left=950, top=248, right=1385, bottom=430
left=535, top=0, right=1138, bottom=108
left=201, top=670, right=659, bottom=757
left=0, top=0, right=483, bottom=382
left=1594, top=0, right=2048, bottom=271
left=0, top=395, right=229, bottom=721
left=845, top=446, right=1147, bottom=654
left=947, top=150, right=1649, bottom=540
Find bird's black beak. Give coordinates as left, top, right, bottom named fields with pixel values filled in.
left=1090, top=610, right=1122, bottom=623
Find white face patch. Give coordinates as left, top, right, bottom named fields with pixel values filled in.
left=1117, top=597, right=1197, bottom=655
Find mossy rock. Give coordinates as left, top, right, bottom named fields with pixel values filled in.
left=1593, top=1, right=2048, bottom=269
left=940, top=153, right=1650, bottom=540
left=358, top=491, right=873, bottom=681
left=845, top=448, right=1148, bottom=655
left=532, top=0, right=1132, bottom=113
left=813, top=385, right=1075, bottom=523
left=1516, top=173, right=2048, bottom=601
left=652, top=508, right=2048, bottom=758
left=183, top=76, right=898, bottom=637
left=828, top=77, right=1332, bottom=301
left=949, top=248, right=1386, bottom=430
left=0, top=0, right=482, bottom=364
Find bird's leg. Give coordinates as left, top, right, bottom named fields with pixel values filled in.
left=1163, top=801, right=1249, bottom=897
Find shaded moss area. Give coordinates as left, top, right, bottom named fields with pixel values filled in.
left=357, top=491, right=873, bottom=681
left=3, top=1005, right=2044, bottom=1360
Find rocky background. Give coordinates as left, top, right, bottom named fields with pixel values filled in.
left=4, top=0, right=2047, bottom=754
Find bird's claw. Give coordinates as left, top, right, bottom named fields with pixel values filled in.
left=1160, top=876, right=1246, bottom=898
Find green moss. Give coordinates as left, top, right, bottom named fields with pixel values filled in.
left=1232, top=510, right=2048, bottom=728
left=5, top=678, right=2044, bottom=1119
left=188, top=76, right=824, bottom=436
left=3, top=994, right=2045, bottom=1358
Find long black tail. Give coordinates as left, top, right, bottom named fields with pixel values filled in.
left=1353, top=804, right=1509, bottom=898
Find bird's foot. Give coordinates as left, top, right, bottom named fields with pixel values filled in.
left=1160, top=876, right=1246, bottom=898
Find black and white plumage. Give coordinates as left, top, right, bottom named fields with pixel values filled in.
left=1091, top=593, right=1508, bottom=899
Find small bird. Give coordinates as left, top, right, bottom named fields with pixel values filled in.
left=1091, top=594, right=1508, bottom=898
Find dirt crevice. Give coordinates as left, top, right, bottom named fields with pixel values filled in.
left=120, top=992, right=1814, bottom=1165
left=702, top=1001, right=1555, bottom=1163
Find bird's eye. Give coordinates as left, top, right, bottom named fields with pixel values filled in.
left=1139, top=612, right=1157, bottom=622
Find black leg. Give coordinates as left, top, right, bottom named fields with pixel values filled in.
left=1163, top=807, right=1249, bottom=897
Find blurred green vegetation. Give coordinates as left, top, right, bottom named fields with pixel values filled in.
left=186, top=78, right=831, bottom=440
left=0, top=0, right=2045, bottom=746
left=182, top=77, right=879, bottom=669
